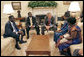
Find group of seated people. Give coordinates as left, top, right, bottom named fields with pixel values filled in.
left=3, top=12, right=57, bottom=50
left=54, top=17, right=83, bottom=56
left=3, top=11, right=83, bottom=56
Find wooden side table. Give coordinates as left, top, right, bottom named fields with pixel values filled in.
left=15, top=17, right=26, bottom=29
left=15, top=17, right=25, bottom=20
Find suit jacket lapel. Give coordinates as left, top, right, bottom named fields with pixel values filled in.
left=9, top=21, right=13, bottom=31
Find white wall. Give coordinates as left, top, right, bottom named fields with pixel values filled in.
left=1, top=1, right=83, bottom=25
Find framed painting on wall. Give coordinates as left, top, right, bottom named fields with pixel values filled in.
left=11, top=2, right=21, bottom=10
left=63, top=1, right=72, bottom=5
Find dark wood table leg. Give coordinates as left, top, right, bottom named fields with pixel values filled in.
left=26, top=52, right=29, bottom=56
left=48, top=52, right=51, bottom=56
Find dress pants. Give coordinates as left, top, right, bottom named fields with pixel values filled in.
left=26, top=25, right=40, bottom=38
left=41, top=25, right=57, bottom=35
left=4, top=29, right=25, bottom=46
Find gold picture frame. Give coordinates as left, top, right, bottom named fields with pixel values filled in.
left=63, top=1, right=72, bottom=5
left=12, top=2, right=21, bottom=10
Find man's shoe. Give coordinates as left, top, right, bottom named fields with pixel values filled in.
left=27, top=36, right=29, bottom=39
left=19, top=41, right=27, bottom=44
left=22, top=41, right=27, bottom=43
left=37, top=33, right=40, bottom=35
left=15, top=45, right=21, bottom=50
left=42, top=33, right=44, bottom=35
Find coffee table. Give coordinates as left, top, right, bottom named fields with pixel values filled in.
left=26, top=35, right=51, bottom=56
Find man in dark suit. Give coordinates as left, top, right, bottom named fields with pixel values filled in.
left=3, top=15, right=27, bottom=50
left=26, top=12, right=40, bottom=39
left=41, top=13, right=57, bottom=35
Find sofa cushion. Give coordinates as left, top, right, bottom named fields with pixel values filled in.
left=1, top=36, right=15, bottom=56
left=1, top=25, right=5, bottom=36
left=1, top=18, right=7, bottom=36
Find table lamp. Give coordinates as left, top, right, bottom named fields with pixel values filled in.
left=3, top=4, right=14, bottom=15
left=68, top=2, right=80, bottom=18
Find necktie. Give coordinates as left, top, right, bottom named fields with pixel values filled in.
left=30, top=17, right=33, bottom=26
left=48, top=19, right=51, bottom=26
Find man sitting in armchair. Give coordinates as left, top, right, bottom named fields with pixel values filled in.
left=3, top=15, right=27, bottom=50
left=41, top=13, right=57, bottom=35
left=26, top=12, right=40, bottom=39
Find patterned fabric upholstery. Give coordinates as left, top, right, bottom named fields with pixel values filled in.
left=1, top=36, right=15, bottom=56
left=70, top=22, right=83, bottom=55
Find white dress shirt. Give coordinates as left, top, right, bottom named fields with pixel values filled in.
left=29, top=17, right=33, bottom=26
left=10, top=21, right=18, bottom=34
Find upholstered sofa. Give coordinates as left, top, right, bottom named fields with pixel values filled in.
left=1, top=36, right=15, bottom=56
left=1, top=19, right=16, bottom=56
left=70, top=22, right=83, bottom=56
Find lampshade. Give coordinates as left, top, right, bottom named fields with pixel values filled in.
left=3, top=4, right=14, bottom=14
left=68, top=2, right=80, bottom=12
